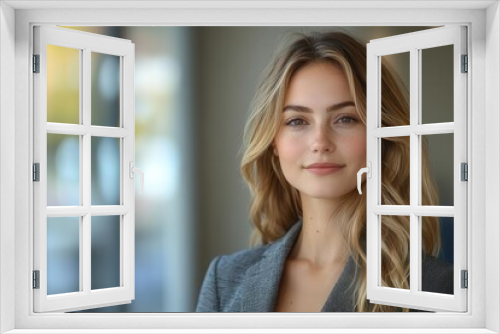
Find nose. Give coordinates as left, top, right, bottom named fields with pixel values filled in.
left=311, top=124, right=335, bottom=153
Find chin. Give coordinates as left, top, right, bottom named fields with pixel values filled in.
left=302, top=187, right=357, bottom=201
left=304, top=192, right=349, bottom=201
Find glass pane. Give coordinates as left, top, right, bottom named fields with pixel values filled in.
left=380, top=215, right=410, bottom=290
left=381, top=137, right=410, bottom=205
left=421, top=45, right=454, bottom=124
left=91, top=137, right=120, bottom=205
left=91, top=216, right=120, bottom=290
left=421, top=134, right=454, bottom=206
left=381, top=52, right=410, bottom=127
left=47, top=44, right=80, bottom=124
left=91, top=52, right=121, bottom=127
left=47, top=134, right=80, bottom=206
left=47, top=217, right=80, bottom=295
left=421, top=216, right=454, bottom=295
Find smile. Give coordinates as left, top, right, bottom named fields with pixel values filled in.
left=305, top=163, right=344, bottom=175
left=304, top=166, right=344, bottom=175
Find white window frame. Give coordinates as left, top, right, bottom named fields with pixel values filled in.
left=33, top=25, right=136, bottom=313
left=0, top=1, right=498, bottom=333
left=365, top=26, right=468, bottom=312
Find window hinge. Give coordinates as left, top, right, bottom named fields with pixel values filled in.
left=461, top=162, right=468, bottom=181
left=33, top=55, right=40, bottom=73
left=461, top=270, right=468, bottom=289
left=33, top=270, right=40, bottom=289
left=461, top=54, right=468, bottom=73
left=33, top=163, right=40, bottom=182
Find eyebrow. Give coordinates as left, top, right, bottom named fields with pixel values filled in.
left=283, top=101, right=355, bottom=113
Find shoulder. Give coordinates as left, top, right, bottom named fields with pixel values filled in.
left=215, top=243, right=272, bottom=280
left=196, top=222, right=302, bottom=312
left=421, top=254, right=454, bottom=295
left=195, top=243, right=272, bottom=312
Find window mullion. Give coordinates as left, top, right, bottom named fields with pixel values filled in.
left=373, top=123, right=454, bottom=138
left=119, top=56, right=124, bottom=288
left=82, top=213, right=91, bottom=293
left=82, top=47, right=91, bottom=294
left=409, top=47, right=420, bottom=295
left=46, top=123, right=130, bottom=138
left=416, top=47, right=424, bottom=293
left=413, top=123, right=454, bottom=135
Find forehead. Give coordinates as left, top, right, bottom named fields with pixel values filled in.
left=285, top=61, right=352, bottom=102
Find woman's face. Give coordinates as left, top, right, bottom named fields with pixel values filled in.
left=273, top=61, right=366, bottom=201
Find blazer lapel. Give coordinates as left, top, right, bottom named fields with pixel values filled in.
left=240, top=222, right=302, bottom=312
left=320, top=255, right=357, bottom=312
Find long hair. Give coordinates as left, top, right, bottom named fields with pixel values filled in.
left=240, top=31, right=440, bottom=312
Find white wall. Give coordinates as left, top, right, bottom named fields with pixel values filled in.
left=485, top=2, right=500, bottom=333
left=0, top=2, right=16, bottom=333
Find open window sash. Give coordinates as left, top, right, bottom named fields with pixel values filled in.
left=366, top=26, right=467, bottom=312
left=33, top=26, right=136, bottom=312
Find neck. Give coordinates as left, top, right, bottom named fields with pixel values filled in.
left=290, top=195, right=349, bottom=267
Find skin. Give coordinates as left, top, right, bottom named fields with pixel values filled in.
left=273, top=61, right=367, bottom=311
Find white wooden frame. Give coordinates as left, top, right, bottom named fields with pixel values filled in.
left=0, top=1, right=498, bottom=333
left=33, top=26, right=135, bottom=312
left=366, top=26, right=467, bottom=312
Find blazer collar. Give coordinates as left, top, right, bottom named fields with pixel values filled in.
left=240, top=220, right=357, bottom=312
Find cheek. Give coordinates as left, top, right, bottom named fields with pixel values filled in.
left=344, top=133, right=366, bottom=163
left=275, top=135, right=304, bottom=162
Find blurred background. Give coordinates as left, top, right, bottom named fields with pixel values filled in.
left=45, top=26, right=454, bottom=312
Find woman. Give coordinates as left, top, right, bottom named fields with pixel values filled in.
left=196, top=31, right=453, bottom=312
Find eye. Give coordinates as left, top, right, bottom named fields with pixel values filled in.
left=285, top=118, right=307, bottom=127
left=336, top=115, right=357, bottom=124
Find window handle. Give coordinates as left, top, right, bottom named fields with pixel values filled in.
left=357, top=162, right=371, bottom=195
left=129, top=161, right=144, bottom=195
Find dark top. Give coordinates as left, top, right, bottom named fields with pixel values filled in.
left=196, top=220, right=454, bottom=312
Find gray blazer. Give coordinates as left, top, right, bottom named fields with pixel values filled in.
left=196, top=220, right=453, bottom=312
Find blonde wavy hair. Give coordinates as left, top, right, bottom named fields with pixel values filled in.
left=240, top=31, right=440, bottom=312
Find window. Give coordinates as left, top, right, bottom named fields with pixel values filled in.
left=365, top=26, right=467, bottom=312
left=1, top=2, right=498, bottom=333
left=32, top=26, right=137, bottom=312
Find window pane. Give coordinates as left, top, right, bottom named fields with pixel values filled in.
left=381, top=137, right=410, bottom=205
left=47, top=134, right=80, bottom=206
left=91, top=52, right=121, bottom=127
left=91, top=216, right=120, bottom=290
left=47, top=44, right=80, bottom=124
left=421, top=134, right=454, bottom=206
left=421, top=216, right=454, bottom=295
left=421, top=45, right=454, bottom=124
left=47, top=217, right=80, bottom=295
left=380, top=215, right=410, bottom=290
left=91, top=137, right=120, bottom=205
left=381, top=52, right=410, bottom=127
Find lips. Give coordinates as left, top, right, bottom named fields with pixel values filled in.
left=305, top=162, right=344, bottom=169
left=304, top=162, right=344, bottom=175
